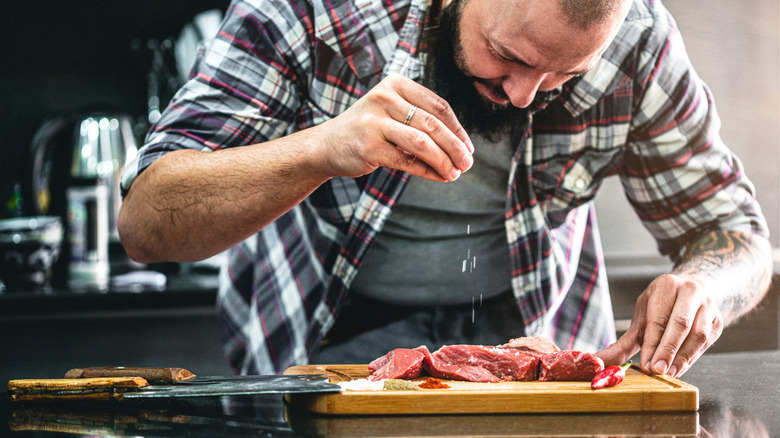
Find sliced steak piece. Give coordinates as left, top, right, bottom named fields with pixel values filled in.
left=500, top=336, right=561, bottom=355
left=422, top=345, right=540, bottom=382
left=538, top=350, right=604, bottom=381
left=367, top=348, right=425, bottom=381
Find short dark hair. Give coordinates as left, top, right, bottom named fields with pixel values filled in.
left=558, top=0, right=625, bottom=29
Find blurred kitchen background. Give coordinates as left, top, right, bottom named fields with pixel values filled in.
left=0, top=0, right=778, bottom=383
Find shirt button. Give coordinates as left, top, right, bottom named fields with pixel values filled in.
left=574, top=178, right=587, bottom=190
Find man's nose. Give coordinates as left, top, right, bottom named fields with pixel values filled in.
left=503, top=72, right=546, bottom=109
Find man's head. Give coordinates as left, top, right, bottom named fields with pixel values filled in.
left=426, top=0, right=631, bottom=138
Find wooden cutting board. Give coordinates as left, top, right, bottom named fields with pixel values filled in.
left=284, top=364, right=698, bottom=415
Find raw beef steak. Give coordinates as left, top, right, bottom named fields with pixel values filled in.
left=500, top=336, right=561, bottom=355
left=538, top=350, right=604, bottom=381
left=367, top=347, right=425, bottom=381
left=421, top=345, right=540, bottom=382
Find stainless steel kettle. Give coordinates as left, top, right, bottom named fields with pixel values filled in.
left=29, top=114, right=139, bottom=290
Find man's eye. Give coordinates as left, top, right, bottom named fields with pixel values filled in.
left=488, top=45, right=511, bottom=61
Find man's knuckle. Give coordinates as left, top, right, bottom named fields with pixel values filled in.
left=654, top=274, right=676, bottom=288
left=650, top=315, right=670, bottom=332
left=409, top=132, right=430, bottom=150
left=384, top=72, right=402, bottom=85
left=675, top=350, right=694, bottom=364
left=431, top=96, right=452, bottom=115
left=420, top=113, right=439, bottom=133
left=672, top=314, right=693, bottom=331
left=711, top=316, right=724, bottom=333
left=365, top=91, right=390, bottom=108
left=691, top=326, right=710, bottom=346
left=659, top=343, right=679, bottom=356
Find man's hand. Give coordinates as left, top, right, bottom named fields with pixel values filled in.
left=597, top=230, right=772, bottom=377
left=119, top=73, right=473, bottom=263
left=597, top=273, right=724, bottom=378
left=313, top=73, right=474, bottom=182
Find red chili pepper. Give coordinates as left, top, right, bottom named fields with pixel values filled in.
left=591, top=361, right=632, bottom=390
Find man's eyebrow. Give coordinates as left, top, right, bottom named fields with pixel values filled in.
left=495, top=42, right=590, bottom=76
left=494, top=43, right=535, bottom=68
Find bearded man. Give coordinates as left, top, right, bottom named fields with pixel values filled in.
left=118, top=0, right=772, bottom=378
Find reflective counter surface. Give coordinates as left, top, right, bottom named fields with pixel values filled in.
left=2, top=350, right=778, bottom=437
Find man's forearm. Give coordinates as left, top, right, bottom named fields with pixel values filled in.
left=671, top=229, right=773, bottom=325
left=118, top=130, right=333, bottom=264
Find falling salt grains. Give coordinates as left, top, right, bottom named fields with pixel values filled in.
left=463, top=224, right=480, bottom=323
left=462, top=223, right=475, bottom=273
left=463, top=248, right=473, bottom=273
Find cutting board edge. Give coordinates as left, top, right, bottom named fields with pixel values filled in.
left=283, top=364, right=699, bottom=415
left=285, top=386, right=699, bottom=415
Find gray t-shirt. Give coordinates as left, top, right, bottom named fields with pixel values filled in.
left=350, top=131, right=515, bottom=305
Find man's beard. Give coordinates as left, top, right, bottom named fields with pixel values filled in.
left=424, top=0, right=526, bottom=142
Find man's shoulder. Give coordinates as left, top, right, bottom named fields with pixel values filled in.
left=556, top=0, right=678, bottom=117
left=620, top=0, right=674, bottom=44
left=599, top=0, right=679, bottom=78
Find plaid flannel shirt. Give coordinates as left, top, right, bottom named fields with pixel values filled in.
left=121, top=0, right=769, bottom=374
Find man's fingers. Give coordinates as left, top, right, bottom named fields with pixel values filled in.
left=638, top=274, right=724, bottom=377
left=646, top=287, right=699, bottom=375
left=385, top=73, right=474, bottom=178
left=395, top=104, right=474, bottom=176
left=596, top=327, right=641, bottom=368
left=382, top=122, right=461, bottom=181
left=391, top=73, right=474, bottom=153
left=666, top=307, right=723, bottom=377
left=638, top=277, right=677, bottom=374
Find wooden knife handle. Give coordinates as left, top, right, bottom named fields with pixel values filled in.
left=63, top=367, right=196, bottom=382
left=8, top=377, right=148, bottom=402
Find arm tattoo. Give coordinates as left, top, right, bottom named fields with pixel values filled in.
left=673, top=230, right=772, bottom=323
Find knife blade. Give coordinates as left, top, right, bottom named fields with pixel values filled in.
left=121, top=374, right=341, bottom=398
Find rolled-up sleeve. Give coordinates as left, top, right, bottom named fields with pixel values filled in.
left=121, top=0, right=307, bottom=196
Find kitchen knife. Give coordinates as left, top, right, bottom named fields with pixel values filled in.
left=8, top=368, right=341, bottom=402
left=63, top=366, right=341, bottom=391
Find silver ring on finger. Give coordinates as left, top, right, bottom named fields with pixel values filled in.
left=403, top=105, right=417, bottom=126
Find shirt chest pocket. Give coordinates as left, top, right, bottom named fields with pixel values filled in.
left=530, top=149, right=623, bottom=228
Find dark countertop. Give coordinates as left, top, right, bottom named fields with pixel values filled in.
left=0, top=268, right=232, bottom=386
left=0, top=269, right=219, bottom=319
left=2, top=349, right=779, bottom=437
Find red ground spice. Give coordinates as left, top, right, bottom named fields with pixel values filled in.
left=418, top=377, right=451, bottom=389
